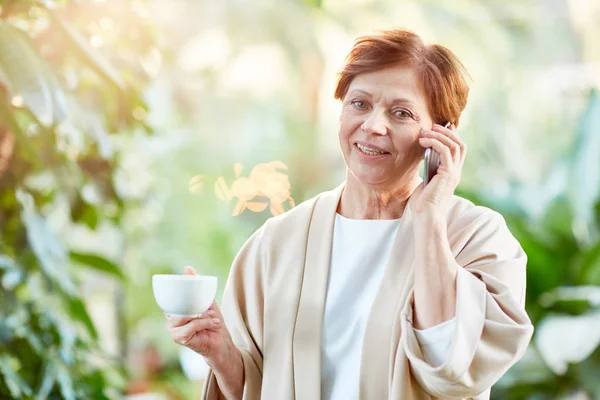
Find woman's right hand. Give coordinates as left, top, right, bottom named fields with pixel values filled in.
left=164, top=267, right=240, bottom=370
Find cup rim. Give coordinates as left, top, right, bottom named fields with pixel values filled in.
left=152, top=274, right=217, bottom=282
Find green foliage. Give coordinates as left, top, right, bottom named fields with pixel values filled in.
left=303, top=0, right=323, bottom=9
left=70, top=251, right=126, bottom=281
left=0, top=1, right=154, bottom=398
left=478, top=90, right=600, bottom=399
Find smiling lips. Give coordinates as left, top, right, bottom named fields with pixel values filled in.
left=355, top=142, right=389, bottom=157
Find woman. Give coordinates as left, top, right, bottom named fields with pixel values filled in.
left=164, top=28, right=534, bottom=399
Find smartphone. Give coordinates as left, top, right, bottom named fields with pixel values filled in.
left=423, top=122, right=451, bottom=187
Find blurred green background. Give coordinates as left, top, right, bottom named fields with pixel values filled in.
left=1, top=0, right=600, bottom=399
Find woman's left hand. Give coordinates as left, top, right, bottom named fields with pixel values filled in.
left=410, top=123, right=467, bottom=215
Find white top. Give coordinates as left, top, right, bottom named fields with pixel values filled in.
left=321, top=213, right=455, bottom=400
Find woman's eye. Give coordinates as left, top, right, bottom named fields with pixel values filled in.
left=393, top=109, right=412, bottom=119
left=351, top=99, right=367, bottom=110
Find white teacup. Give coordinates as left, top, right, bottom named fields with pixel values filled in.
left=152, top=274, right=218, bottom=318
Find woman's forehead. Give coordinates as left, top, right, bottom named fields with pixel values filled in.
left=347, top=66, right=426, bottom=106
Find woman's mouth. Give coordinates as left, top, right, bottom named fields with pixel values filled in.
left=355, top=143, right=389, bottom=157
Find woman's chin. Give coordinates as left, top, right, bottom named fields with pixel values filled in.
left=350, top=169, right=393, bottom=187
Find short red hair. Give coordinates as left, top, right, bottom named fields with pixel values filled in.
left=334, top=29, right=470, bottom=127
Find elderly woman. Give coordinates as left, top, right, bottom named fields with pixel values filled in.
left=164, top=28, right=534, bottom=399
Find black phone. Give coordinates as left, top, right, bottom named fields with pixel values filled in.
left=423, top=122, right=451, bottom=187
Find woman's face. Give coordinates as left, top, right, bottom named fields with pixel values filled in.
left=338, top=64, right=434, bottom=188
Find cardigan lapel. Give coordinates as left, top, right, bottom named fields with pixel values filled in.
left=292, top=183, right=344, bottom=399
left=359, top=189, right=419, bottom=399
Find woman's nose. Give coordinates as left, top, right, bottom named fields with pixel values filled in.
left=360, top=110, right=388, bottom=135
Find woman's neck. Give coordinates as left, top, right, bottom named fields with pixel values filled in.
left=337, top=172, right=421, bottom=220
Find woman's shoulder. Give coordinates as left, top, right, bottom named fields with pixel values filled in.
left=446, top=194, right=506, bottom=227
left=447, top=195, right=508, bottom=236
left=446, top=195, right=522, bottom=256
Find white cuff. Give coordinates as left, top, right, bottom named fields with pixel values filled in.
left=413, top=318, right=455, bottom=367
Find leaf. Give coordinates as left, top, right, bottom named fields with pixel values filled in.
left=43, top=309, right=77, bottom=363
left=576, top=242, right=600, bottom=285
left=45, top=64, right=69, bottom=124
left=55, top=361, right=75, bottom=400
left=269, top=160, right=288, bottom=171
left=0, top=255, right=23, bottom=290
left=0, top=254, right=18, bottom=270
left=0, top=354, right=33, bottom=398
left=0, top=21, right=68, bottom=126
left=66, top=297, right=98, bottom=340
left=0, top=23, right=51, bottom=125
left=76, top=370, right=109, bottom=399
left=70, top=194, right=99, bottom=230
left=495, top=346, right=554, bottom=389
left=0, top=90, right=39, bottom=166
left=1, top=269, right=23, bottom=291
left=230, top=177, right=257, bottom=201
left=0, top=127, right=15, bottom=174
left=188, top=175, right=205, bottom=193
left=232, top=199, right=246, bottom=216
left=214, top=177, right=233, bottom=202
left=234, top=163, right=243, bottom=177
left=0, top=63, right=8, bottom=87
left=535, top=310, right=600, bottom=375
left=46, top=10, right=125, bottom=91
left=58, top=96, right=113, bottom=159
left=18, top=190, right=77, bottom=296
left=569, top=89, right=600, bottom=242
left=246, top=201, right=269, bottom=212
left=5, top=309, right=44, bottom=354
left=539, top=286, right=600, bottom=308
left=270, top=202, right=285, bottom=216
left=304, top=0, right=323, bottom=8
left=69, top=251, right=125, bottom=281
left=543, top=195, right=575, bottom=239
left=36, top=362, right=55, bottom=400
left=501, top=217, right=566, bottom=302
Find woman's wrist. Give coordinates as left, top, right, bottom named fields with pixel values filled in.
left=207, top=343, right=244, bottom=400
left=412, top=210, right=447, bottom=247
left=412, top=206, right=445, bottom=224
left=206, top=341, right=239, bottom=371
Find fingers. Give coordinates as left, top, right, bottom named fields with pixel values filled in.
left=169, top=317, right=222, bottom=346
left=206, top=301, right=224, bottom=320
left=432, top=123, right=467, bottom=164
left=432, top=123, right=459, bottom=143
left=164, top=302, right=222, bottom=328
left=420, top=130, right=460, bottom=163
left=165, top=309, right=210, bottom=328
left=419, top=137, right=453, bottom=169
left=184, top=266, right=197, bottom=275
left=166, top=314, right=196, bottom=328
left=420, top=124, right=467, bottom=165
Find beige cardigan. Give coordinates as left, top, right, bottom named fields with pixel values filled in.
left=202, top=182, right=534, bottom=399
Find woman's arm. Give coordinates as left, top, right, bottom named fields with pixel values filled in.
left=405, top=119, right=532, bottom=398
left=207, top=344, right=244, bottom=400
left=164, top=266, right=247, bottom=400
left=202, top=227, right=267, bottom=400
left=412, top=210, right=457, bottom=330
left=411, top=123, right=463, bottom=330
left=402, top=209, right=533, bottom=398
